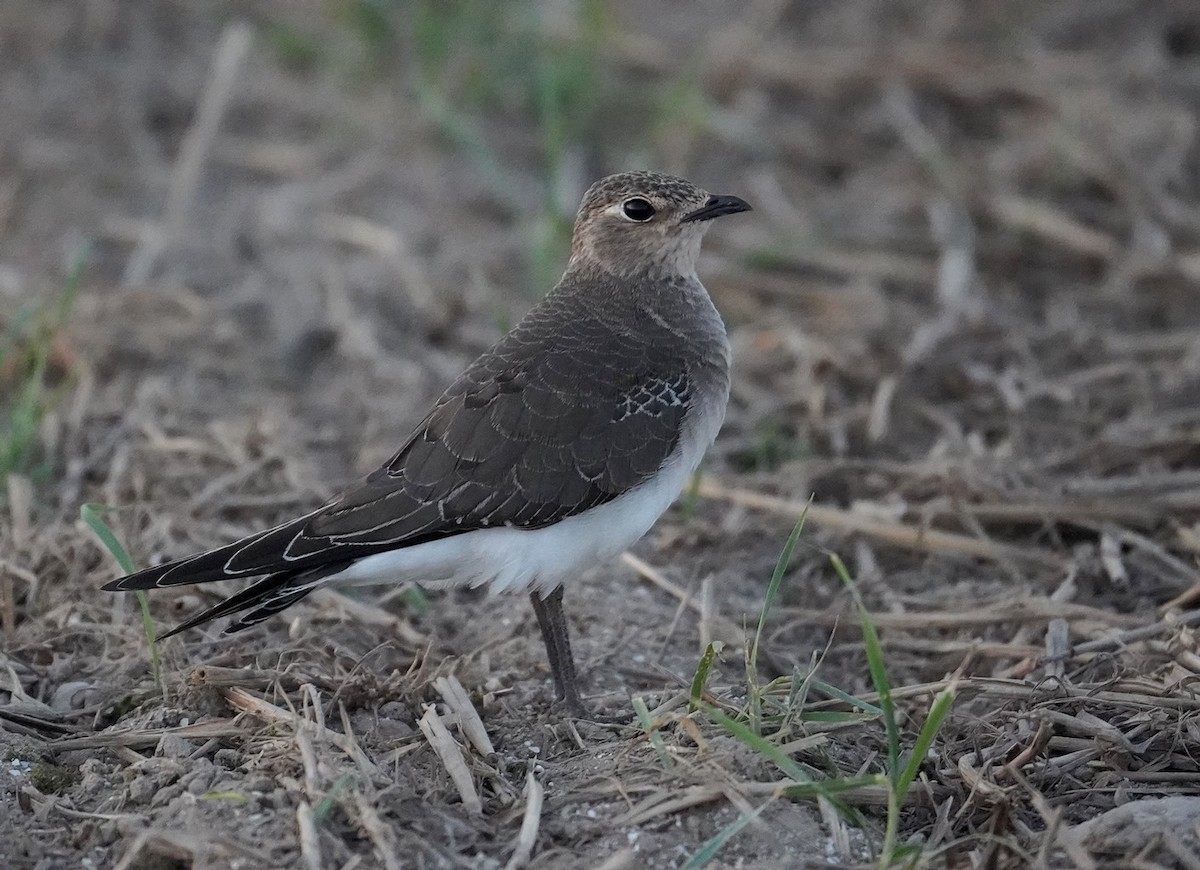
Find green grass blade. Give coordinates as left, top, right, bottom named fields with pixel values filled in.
left=750, top=506, right=809, bottom=678
left=401, top=584, right=429, bottom=614
left=80, top=503, right=134, bottom=573
left=702, top=703, right=813, bottom=786
left=746, top=505, right=810, bottom=733
left=703, top=702, right=883, bottom=821
left=830, top=553, right=899, bottom=780
left=775, top=665, right=809, bottom=736
left=0, top=244, right=89, bottom=484
left=632, top=695, right=672, bottom=770
left=807, top=679, right=884, bottom=716
left=313, top=771, right=358, bottom=824
left=82, top=503, right=162, bottom=693
left=684, top=799, right=771, bottom=868
left=0, top=307, right=36, bottom=373
left=55, top=243, right=91, bottom=323
left=895, top=680, right=957, bottom=799
left=780, top=774, right=887, bottom=799
left=689, top=640, right=723, bottom=713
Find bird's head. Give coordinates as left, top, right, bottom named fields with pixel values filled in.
left=568, top=171, right=751, bottom=279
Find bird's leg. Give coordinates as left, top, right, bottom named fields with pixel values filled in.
left=529, top=586, right=586, bottom=715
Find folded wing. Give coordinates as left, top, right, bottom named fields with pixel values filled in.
left=105, top=310, right=691, bottom=597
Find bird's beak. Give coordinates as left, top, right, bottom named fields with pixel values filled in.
left=681, top=194, right=752, bottom=223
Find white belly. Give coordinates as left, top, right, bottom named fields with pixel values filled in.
left=326, top=447, right=686, bottom=594
left=327, top=391, right=725, bottom=595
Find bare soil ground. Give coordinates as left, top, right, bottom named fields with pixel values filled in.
left=3, top=1, right=1200, bottom=867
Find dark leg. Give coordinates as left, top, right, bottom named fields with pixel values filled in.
left=529, top=586, right=585, bottom=715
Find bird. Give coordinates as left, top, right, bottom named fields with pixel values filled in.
left=102, top=170, right=751, bottom=715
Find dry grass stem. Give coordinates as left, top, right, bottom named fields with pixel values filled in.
left=296, top=800, right=323, bottom=870
left=223, top=687, right=386, bottom=782
left=417, top=703, right=482, bottom=815
left=621, top=552, right=742, bottom=644
left=352, top=792, right=405, bottom=870
left=434, top=675, right=494, bottom=757
left=699, top=479, right=1064, bottom=568
left=501, top=769, right=544, bottom=870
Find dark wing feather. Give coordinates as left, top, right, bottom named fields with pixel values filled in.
left=102, top=512, right=323, bottom=590
left=157, top=562, right=349, bottom=638
left=105, top=298, right=692, bottom=595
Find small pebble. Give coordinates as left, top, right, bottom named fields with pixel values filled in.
left=156, top=734, right=195, bottom=759
left=95, top=821, right=119, bottom=847
left=378, top=701, right=406, bottom=719
left=181, top=759, right=216, bottom=795
left=50, top=681, right=94, bottom=712
left=373, top=719, right=415, bottom=742
left=150, top=783, right=184, bottom=808
left=241, top=774, right=274, bottom=793
left=127, top=777, right=156, bottom=805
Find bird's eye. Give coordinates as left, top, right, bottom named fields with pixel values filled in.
left=621, top=197, right=656, bottom=222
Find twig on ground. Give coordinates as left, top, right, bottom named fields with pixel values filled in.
left=417, top=703, right=482, bottom=814
left=53, top=719, right=243, bottom=751
left=309, top=588, right=427, bottom=646
left=434, top=675, right=494, bottom=756
left=296, top=801, right=323, bottom=870
left=501, top=769, right=544, bottom=870
left=223, top=687, right=387, bottom=783
left=588, top=850, right=637, bottom=870
left=622, top=552, right=743, bottom=645
left=352, top=792, right=405, bottom=870
left=778, top=598, right=1144, bottom=632
left=1072, top=607, right=1200, bottom=654
left=698, top=479, right=1064, bottom=568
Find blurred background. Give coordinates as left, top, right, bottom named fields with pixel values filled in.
left=3, top=1, right=1200, bottom=867
left=4, top=1, right=1199, bottom=483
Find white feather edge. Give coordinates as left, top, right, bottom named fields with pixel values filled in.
left=323, top=378, right=727, bottom=596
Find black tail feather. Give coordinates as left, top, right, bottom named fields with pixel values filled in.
left=224, top=584, right=328, bottom=633
left=157, top=561, right=352, bottom=638
left=101, top=512, right=323, bottom=592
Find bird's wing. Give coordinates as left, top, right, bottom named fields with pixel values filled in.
left=105, top=310, right=692, bottom=592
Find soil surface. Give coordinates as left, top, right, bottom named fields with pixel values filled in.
left=3, top=2, right=1200, bottom=868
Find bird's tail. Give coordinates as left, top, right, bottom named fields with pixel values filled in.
left=157, top=561, right=352, bottom=638
left=100, top=511, right=323, bottom=592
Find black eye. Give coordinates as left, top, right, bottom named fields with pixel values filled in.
left=621, top=197, right=655, bottom=222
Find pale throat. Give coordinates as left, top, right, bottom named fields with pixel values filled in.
left=570, top=228, right=706, bottom=281
left=652, top=231, right=704, bottom=280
